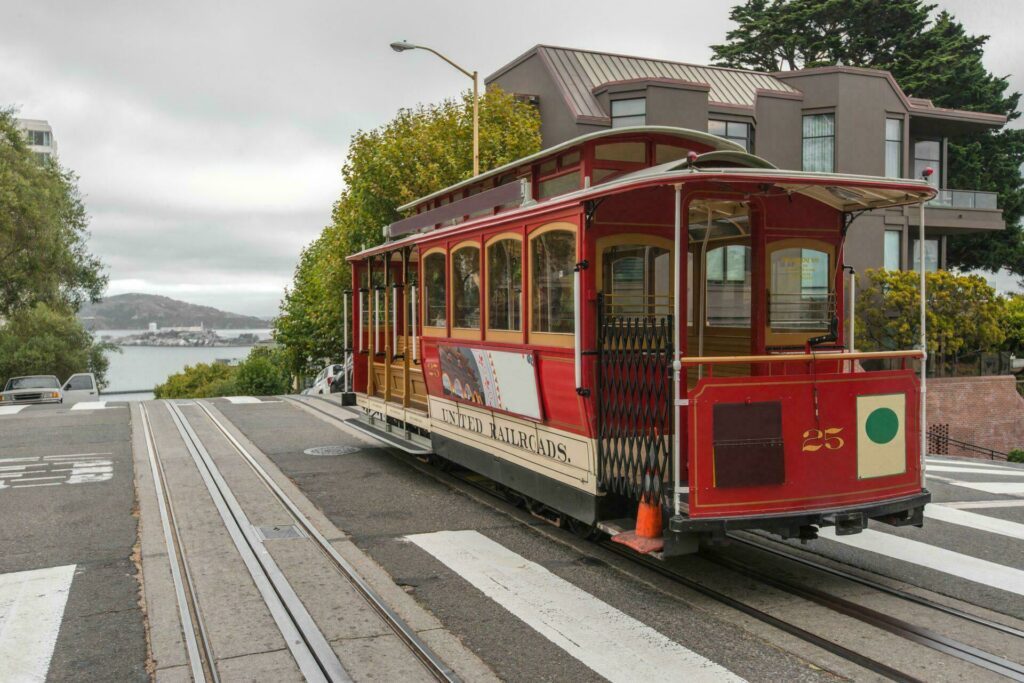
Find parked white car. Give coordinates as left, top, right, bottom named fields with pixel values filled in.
left=0, top=375, right=63, bottom=405
left=62, top=373, right=99, bottom=403
left=311, top=364, right=343, bottom=395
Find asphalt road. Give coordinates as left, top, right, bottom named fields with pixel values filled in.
left=0, top=401, right=146, bottom=682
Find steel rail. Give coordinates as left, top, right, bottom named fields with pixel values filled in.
left=166, top=402, right=350, bottom=683
left=285, top=396, right=923, bottom=682
left=196, top=400, right=460, bottom=683
left=731, top=534, right=1024, bottom=640
left=139, top=404, right=219, bottom=683
left=292, top=396, right=1024, bottom=681
left=703, top=549, right=1024, bottom=681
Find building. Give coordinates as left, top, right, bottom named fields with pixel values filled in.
left=487, top=46, right=1007, bottom=276
left=16, top=118, right=57, bottom=164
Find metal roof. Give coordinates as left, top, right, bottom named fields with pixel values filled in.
left=500, top=46, right=800, bottom=120
left=396, top=126, right=745, bottom=212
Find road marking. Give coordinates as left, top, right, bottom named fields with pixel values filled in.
left=0, top=406, right=26, bottom=416
left=927, top=458, right=1016, bottom=470
left=0, top=457, right=113, bottom=490
left=43, top=453, right=113, bottom=460
left=224, top=396, right=262, bottom=404
left=945, top=481, right=1024, bottom=496
left=407, top=529, right=745, bottom=683
left=941, top=500, right=1024, bottom=510
left=69, top=401, right=107, bottom=411
left=0, top=564, right=76, bottom=682
left=819, top=527, right=1024, bottom=596
left=925, top=504, right=1024, bottom=541
left=926, top=465, right=1024, bottom=478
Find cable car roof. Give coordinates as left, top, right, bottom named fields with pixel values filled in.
left=350, top=163, right=935, bottom=262
left=396, top=125, right=746, bottom=212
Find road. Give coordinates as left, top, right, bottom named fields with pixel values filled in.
left=1, top=396, right=1022, bottom=682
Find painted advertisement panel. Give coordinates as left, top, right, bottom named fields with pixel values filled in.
left=437, top=345, right=542, bottom=420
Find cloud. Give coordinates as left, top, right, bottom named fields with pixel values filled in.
left=2, top=0, right=1019, bottom=318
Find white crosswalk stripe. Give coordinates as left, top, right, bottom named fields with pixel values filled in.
left=925, top=504, right=1024, bottom=541
left=0, top=406, right=27, bottom=416
left=408, top=529, right=745, bottom=683
left=223, top=396, right=262, bottom=404
left=927, top=465, right=1024, bottom=478
left=943, top=481, right=1024, bottom=496
left=819, top=527, right=1024, bottom=596
left=0, top=564, right=76, bottom=682
left=69, top=401, right=107, bottom=411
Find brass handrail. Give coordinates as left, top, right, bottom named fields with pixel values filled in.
left=679, top=349, right=924, bottom=365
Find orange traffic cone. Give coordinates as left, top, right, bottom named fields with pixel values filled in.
left=611, top=449, right=665, bottom=554
left=635, top=498, right=663, bottom=539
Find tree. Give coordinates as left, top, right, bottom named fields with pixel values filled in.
left=0, top=303, right=115, bottom=388
left=712, top=1, right=1024, bottom=273
left=1001, top=294, right=1024, bottom=355
left=234, top=346, right=291, bottom=396
left=275, top=87, right=541, bottom=371
left=0, top=109, right=106, bottom=316
left=856, top=269, right=1005, bottom=355
left=153, top=361, right=236, bottom=399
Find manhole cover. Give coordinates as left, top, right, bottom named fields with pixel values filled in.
left=303, top=445, right=359, bottom=456
left=255, top=525, right=305, bottom=540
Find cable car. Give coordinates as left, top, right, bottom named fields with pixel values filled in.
left=343, top=126, right=933, bottom=556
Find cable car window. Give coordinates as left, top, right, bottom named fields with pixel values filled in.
left=487, top=238, right=522, bottom=331
left=538, top=171, right=581, bottom=200
left=423, top=252, right=447, bottom=328
left=451, top=246, right=481, bottom=329
left=531, top=230, right=575, bottom=334
left=705, top=244, right=751, bottom=328
left=595, top=142, right=646, bottom=163
left=769, top=248, right=831, bottom=331
left=601, top=245, right=671, bottom=318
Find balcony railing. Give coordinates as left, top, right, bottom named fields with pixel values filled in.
left=927, top=189, right=999, bottom=210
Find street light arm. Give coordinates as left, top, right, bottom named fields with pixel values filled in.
left=414, top=44, right=476, bottom=81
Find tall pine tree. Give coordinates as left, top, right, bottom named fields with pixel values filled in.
left=712, top=0, right=1024, bottom=274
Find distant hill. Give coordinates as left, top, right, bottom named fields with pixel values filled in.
left=78, top=293, right=271, bottom=330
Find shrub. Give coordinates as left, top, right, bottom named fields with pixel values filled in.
left=154, top=362, right=236, bottom=399
left=1007, top=449, right=1024, bottom=464
left=234, top=347, right=290, bottom=396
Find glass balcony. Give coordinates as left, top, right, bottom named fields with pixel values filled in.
left=927, top=189, right=999, bottom=210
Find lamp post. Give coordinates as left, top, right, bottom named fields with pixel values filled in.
left=390, top=40, right=479, bottom=177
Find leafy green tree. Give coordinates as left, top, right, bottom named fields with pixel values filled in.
left=712, top=1, right=1024, bottom=273
left=234, top=346, right=291, bottom=396
left=0, top=303, right=115, bottom=388
left=1001, top=294, right=1024, bottom=355
left=856, top=268, right=1005, bottom=355
left=275, top=87, right=541, bottom=370
left=153, top=362, right=236, bottom=399
left=0, top=109, right=106, bottom=315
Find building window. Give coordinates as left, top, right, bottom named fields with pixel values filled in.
left=611, top=98, right=646, bottom=128
left=885, top=118, right=903, bottom=178
left=423, top=251, right=447, bottom=329
left=911, top=238, right=940, bottom=272
left=451, top=245, right=481, bottom=329
left=487, top=238, right=522, bottom=332
left=25, top=129, right=51, bottom=146
left=884, top=230, right=901, bottom=270
left=530, top=229, right=575, bottom=334
left=708, top=119, right=753, bottom=153
left=914, top=139, right=942, bottom=187
left=802, top=113, right=835, bottom=172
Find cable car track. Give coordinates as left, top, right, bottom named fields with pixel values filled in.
left=150, top=399, right=459, bottom=683
left=285, top=395, right=1024, bottom=682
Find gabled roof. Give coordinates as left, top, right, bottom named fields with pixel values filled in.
left=487, top=45, right=800, bottom=122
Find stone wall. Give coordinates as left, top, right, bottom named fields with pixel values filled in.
left=927, top=375, right=1024, bottom=459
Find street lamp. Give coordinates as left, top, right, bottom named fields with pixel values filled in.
left=390, top=40, right=479, bottom=176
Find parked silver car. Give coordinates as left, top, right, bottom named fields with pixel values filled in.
left=0, top=375, right=63, bottom=404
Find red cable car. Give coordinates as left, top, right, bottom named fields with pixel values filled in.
left=344, top=127, right=933, bottom=556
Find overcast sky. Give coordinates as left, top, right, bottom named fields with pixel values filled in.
left=3, top=1, right=1021, bottom=317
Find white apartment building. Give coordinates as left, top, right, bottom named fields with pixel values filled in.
left=16, top=118, right=57, bottom=163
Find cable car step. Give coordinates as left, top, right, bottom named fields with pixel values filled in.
left=347, top=416, right=433, bottom=456
left=599, top=518, right=665, bottom=555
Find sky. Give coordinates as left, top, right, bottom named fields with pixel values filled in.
left=3, top=0, right=1022, bottom=318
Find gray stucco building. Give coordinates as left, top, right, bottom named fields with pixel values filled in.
left=486, top=45, right=1007, bottom=276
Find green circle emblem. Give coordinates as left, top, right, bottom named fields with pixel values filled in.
left=865, top=407, right=899, bottom=444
